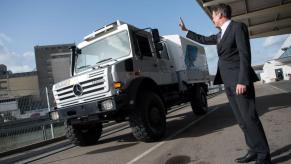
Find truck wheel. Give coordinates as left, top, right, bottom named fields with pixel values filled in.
left=191, top=87, right=208, bottom=115
left=129, top=91, right=166, bottom=142
left=65, top=123, right=102, bottom=146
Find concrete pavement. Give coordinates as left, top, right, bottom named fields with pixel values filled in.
left=4, top=80, right=290, bottom=164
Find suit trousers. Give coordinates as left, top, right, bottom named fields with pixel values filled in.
left=224, top=83, right=270, bottom=158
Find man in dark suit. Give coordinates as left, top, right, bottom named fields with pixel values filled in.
left=179, top=4, right=271, bottom=164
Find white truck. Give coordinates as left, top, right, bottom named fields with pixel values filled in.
left=49, top=20, right=210, bottom=146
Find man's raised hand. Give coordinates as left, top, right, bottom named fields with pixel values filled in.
left=179, top=17, right=188, bottom=32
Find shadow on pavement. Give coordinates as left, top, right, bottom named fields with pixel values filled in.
left=100, top=132, right=137, bottom=143
left=95, top=91, right=291, bottom=156
left=165, top=91, right=291, bottom=138
left=271, top=144, right=291, bottom=164
left=52, top=89, right=290, bottom=163
left=163, top=91, right=291, bottom=163
left=86, top=143, right=138, bottom=154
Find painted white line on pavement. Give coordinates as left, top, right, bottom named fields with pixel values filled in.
left=127, top=107, right=219, bottom=164
left=269, top=84, right=288, bottom=93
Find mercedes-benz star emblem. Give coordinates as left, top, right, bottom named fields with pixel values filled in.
left=73, top=84, right=83, bottom=96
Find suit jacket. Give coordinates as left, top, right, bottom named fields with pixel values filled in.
left=186, top=21, right=259, bottom=86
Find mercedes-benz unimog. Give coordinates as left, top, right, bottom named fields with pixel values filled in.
left=49, top=20, right=210, bottom=146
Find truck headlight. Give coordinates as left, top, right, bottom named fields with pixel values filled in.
left=49, top=111, right=60, bottom=120
left=101, top=100, right=114, bottom=111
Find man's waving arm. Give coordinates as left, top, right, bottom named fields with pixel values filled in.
left=179, top=17, right=218, bottom=45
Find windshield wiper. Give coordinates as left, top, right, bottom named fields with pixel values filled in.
left=77, top=65, right=91, bottom=70
left=96, top=58, right=112, bottom=64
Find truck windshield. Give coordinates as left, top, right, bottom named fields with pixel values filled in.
left=75, top=30, right=131, bottom=73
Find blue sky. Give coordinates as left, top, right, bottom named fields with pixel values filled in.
left=0, top=0, right=289, bottom=74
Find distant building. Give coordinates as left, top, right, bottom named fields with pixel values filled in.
left=261, top=35, right=291, bottom=83
left=252, top=64, right=264, bottom=80
left=34, top=43, right=74, bottom=107
left=0, top=64, right=7, bottom=75
left=34, top=43, right=74, bottom=92
left=0, top=67, right=40, bottom=119
left=0, top=64, right=12, bottom=75
left=0, top=71, right=39, bottom=99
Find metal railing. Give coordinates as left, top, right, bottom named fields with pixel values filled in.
left=0, top=117, right=64, bottom=153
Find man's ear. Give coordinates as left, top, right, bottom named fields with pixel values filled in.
left=218, top=12, right=223, bottom=19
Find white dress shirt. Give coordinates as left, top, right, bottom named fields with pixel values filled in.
left=220, top=20, right=231, bottom=39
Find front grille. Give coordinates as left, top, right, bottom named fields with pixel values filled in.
left=54, top=69, right=109, bottom=107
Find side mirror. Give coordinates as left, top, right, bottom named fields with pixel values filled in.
left=76, top=48, right=82, bottom=54
left=70, top=46, right=80, bottom=77
left=151, top=29, right=163, bottom=58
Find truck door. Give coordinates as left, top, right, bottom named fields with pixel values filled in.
left=158, top=43, right=178, bottom=84
left=133, top=31, right=161, bottom=83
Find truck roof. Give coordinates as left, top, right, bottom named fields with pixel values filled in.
left=163, top=35, right=204, bottom=49
left=83, top=20, right=129, bottom=41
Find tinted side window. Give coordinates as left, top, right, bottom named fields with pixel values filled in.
left=160, top=43, right=169, bottom=60
left=135, top=34, right=152, bottom=57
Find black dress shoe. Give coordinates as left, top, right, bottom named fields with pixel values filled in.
left=235, top=151, right=257, bottom=163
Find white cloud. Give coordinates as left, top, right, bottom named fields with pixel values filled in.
left=0, top=33, right=11, bottom=54
left=0, top=33, right=35, bottom=73
left=0, top=33, right=12, bottom=43
left=262, top=34, right=289, bottom=48
left=252, top=49, right=275, bottom=65
left=251, top=34, right=290, bottom=65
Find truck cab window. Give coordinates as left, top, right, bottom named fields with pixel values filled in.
left=160, top=43, right=169, bottom=60
left=135, top=34, right=152, bottom=57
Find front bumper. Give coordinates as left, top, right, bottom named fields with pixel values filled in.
left=49, top=93, right=130, bottom=122
left=49, top=97, right=116, bottom=121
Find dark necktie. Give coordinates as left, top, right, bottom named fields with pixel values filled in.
left=217, top=31, right=222, bottom=43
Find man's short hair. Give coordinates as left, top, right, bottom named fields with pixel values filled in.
left=211, top=3, right=232, bottom=19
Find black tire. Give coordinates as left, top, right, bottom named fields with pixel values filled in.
left=129, top=91, right=166, bottom=142
left=65, top=123, right=102, bottom=146
left=190, top=86, right=208, bottom=115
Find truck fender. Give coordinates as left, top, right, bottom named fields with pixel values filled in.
left=125, top=77, right=163, bottom=109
